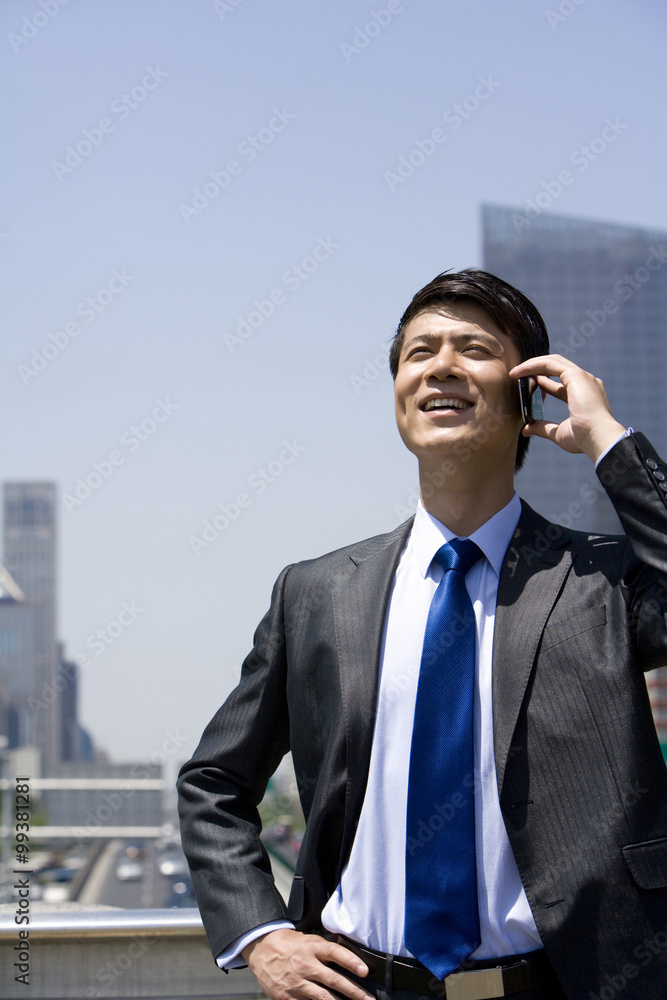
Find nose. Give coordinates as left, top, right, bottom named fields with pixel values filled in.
left=426, top=343, right=465, bottom=381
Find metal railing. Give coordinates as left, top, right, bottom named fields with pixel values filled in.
left=0, top=906, right=265, bottom=999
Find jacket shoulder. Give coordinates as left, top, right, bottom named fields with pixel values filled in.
left=286, top=517, right=414, bottom=580
left=514, top=498, right=631, bottom=575
left=518, top=498, right=627, bottom=549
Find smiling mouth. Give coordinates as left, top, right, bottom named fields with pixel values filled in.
left=422, top=398, right=474, bottom=412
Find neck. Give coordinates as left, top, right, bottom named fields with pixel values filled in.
left=417, top=456, right=516, bottom=536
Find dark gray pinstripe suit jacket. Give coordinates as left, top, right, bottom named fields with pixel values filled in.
left=178, top=432, right=667, bottom=1000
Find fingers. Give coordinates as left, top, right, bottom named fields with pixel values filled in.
left=304, top=939, right=371, bottom=1000
left=511, top=354, right=625, bottom=461
left=511, top=357, right=576, bottom=407
left=326, top=941, right=370, bottom=978
left=245, top=930, right=373, bottom=1000
left=521, top=418, right=565, bottom=443
left=509, top=354, right=584, bottom=380
left=317, top=961, right=373, bottom=1000
left=535, top=375, right=567, bottom=401
left=511, top=356, right=603, bottom=402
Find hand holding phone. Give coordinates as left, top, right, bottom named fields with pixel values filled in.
left=518, top=377, right=544, bottom=425
left=510, top=356, right=626, bottom=461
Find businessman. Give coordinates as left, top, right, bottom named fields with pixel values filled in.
left=178, top=269, right=667, bottom=1000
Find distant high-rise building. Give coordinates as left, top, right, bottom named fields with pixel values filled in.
left=2, top=483, right=60, bottom=768
left=59, top=645, right=79, bottom=762
left=483, top=204, right=667, bottom=530
left=58, top=645, right=93, bottom=762
left=0, top=565, right=37, bottom=747
left=483, top=204, right=667, bottom=759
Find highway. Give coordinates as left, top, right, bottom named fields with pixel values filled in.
left=78, top=837, right=294, bottom=908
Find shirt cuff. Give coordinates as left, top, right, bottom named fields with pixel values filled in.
left=595, top=427, right=633, bottom=468
left=216, top=920, right=296, bottom=970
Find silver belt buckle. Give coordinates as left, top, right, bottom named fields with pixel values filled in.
left=444, top=967, right=504, bottom=1000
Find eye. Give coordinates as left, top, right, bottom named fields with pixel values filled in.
left=406, top=345, right=432, bottom=360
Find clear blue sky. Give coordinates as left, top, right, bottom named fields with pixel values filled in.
left=2, top=0, right=666, bottom=768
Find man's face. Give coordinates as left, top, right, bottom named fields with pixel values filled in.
left=394, top=303, right=524, bottom=471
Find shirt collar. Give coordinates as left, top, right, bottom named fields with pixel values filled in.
left=411, top=493, right=522, bottom=579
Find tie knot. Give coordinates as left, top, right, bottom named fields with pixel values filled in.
left=435, top=538, right=481, bottom=577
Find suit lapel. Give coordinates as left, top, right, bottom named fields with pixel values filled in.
left=493, top=502, right=573, bottom=794
left=331, top=519, right=413, bottom=878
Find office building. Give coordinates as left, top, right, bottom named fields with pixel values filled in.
left=58, top=646, right=95, bottom=763
left=0, top=566, right=37, bottom=747
left=2, top=483, right=60, bottom=767
left=483, top=204, right=667, bottom=530
left=483, top=204, right=667, bottom=758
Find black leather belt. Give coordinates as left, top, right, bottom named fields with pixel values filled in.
left=335, top=935, right=554, bottom=1000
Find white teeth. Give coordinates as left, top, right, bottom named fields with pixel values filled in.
left=424, top=398, right=472, bottom=411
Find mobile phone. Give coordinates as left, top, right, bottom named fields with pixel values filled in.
left=518, top=377, right=544, bottom=425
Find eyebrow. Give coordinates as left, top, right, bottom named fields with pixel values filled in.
left=401, top=330, right=501, bottom=352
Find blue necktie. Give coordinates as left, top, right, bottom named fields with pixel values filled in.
left=404, top=538, right=482, bottom=981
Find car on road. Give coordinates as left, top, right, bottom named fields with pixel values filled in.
left=157, top=851, right=188, bottom=877
left=124, top=841, right=146, bottom=859
left=166, top=876, right=197, bottom=908
left=116, top=857, right=144, bottom=881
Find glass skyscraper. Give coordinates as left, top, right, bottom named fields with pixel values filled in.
left=483, top=205, right=667, bottom=755
left=2, top=482, right=59, bottom=768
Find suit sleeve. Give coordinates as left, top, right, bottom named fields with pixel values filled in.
left=596, top=430, right=667, bottom=670
left=177, top=564, right=294, bottom=960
